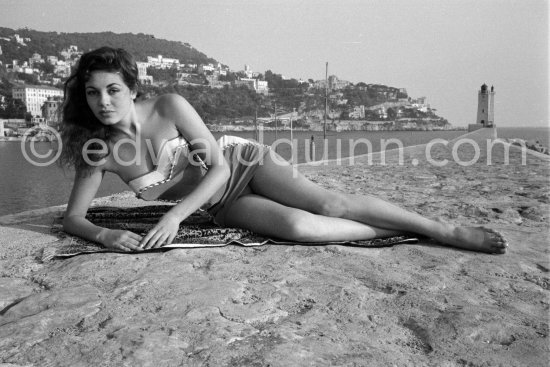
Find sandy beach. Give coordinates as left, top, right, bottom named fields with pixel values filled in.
left=0, top=128, right=548, bottom=366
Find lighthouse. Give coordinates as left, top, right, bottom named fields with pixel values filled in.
left=468, top=84, right=496, bottom=132
left=476, top=84, right=495, bottom=127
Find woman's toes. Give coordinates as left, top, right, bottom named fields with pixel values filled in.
left=481, top=227, right=508, bottom=253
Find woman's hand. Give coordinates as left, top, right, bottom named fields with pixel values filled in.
left=99, top=229, right=143, bottom=252
left=140, top=214, right=181, bottom=250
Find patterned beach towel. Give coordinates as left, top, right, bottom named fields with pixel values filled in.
left=45, top=205, right=418, bottom=262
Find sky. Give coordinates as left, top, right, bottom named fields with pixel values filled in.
left=1, top=0, right=548, bottom=127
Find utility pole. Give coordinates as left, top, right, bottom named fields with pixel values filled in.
left=290, top=107, right=295, bottom=146
left=324, top=62, right=328, bottom=140
left=274, top=103, right=278, bottom=141
left=290, top=107, right=295, bottom=161
left=254, top=108, right=258, bottom=141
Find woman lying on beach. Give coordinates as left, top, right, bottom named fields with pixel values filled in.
left=61, top=47, right=508, bottom=254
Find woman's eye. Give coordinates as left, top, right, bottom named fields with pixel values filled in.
left=109, top=89, right=119, bottom=95
left=86, top=90, right=97, bottom=96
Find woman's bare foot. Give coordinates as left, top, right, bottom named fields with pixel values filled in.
left=446, top=226, right=508, bottom=254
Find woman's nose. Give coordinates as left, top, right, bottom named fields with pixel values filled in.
left=99, top=92, right=110, bottom=106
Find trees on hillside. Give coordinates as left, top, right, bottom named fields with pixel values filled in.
left=342, top=86, right=376, bottom=107
left=0, top=96, right=27, bottom=118
left=146, top=66, right=178, bottom=83
left=165, top=85, right=265, bottom=122
left=0, top=27, right=217, bottom=66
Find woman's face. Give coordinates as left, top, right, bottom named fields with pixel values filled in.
left=84, top=71, right=137, bottom=126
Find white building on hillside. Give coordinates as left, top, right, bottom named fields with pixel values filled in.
left=136, top=61, right=153, bottom=84
left=147, top=55, right=180, bottom=69
left=29, top=53, right=44, bottom=66
left=12, top=85, right=64, bottom=117
left=46, top=56, right=58, bottom=64
left=243, top=65, right=259, bottom=78
left=198, top=64, right=216, bottom=74
left=60, top=45, right=82, bottom=60
left=54, top=60, right=71, bottom=78
left=234, top=78, right=269, bottom=95
left=256, top=80, right=268, bottom=95
left=348, top=105, right=365, bottom=119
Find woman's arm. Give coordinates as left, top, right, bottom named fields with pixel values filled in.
left=140, top=94, right=230, bottom=249
left=63, top=167, right=143, bottom=251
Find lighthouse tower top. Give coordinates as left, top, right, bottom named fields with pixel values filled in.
left=476, top=83, right=495, bottom=127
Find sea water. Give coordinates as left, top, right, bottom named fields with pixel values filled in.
left=496, top=127, right=549, bottom=148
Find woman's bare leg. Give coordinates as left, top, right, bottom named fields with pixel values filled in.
left=223, top=193, right=404, bottom=242
left=236, top=151, right=507, bottom=254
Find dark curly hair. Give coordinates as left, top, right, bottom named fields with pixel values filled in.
left=59, top=47, right=139, bottom=174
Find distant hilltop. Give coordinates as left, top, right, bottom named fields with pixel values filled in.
left=0, top=27, right=218, bottom=66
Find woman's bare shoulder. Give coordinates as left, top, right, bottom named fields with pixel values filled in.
left=136, top=94, right=188, bottom=134
left=151, top=93, right=191, bottom=117
left=135, top=94, right=183, bottom=119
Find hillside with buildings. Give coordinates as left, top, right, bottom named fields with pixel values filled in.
left=0, top=28, right=452, bottom=135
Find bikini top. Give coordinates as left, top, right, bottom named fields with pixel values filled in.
left=126, top=136, right=210, bottom=202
